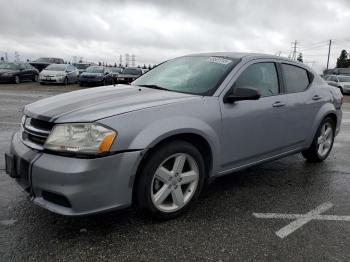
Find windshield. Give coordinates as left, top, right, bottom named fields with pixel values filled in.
left=0, top=63, right=19, bottom=70
left=86, top=66, right=103, bottom=73
left=111, top=67, right=123, bottom=73
left=338, top=76, right=350, bottom=82
left=122, top=68, right=142, bottom=75
left=338, top=69, right=350, bottom=74
left=133, top=56, right=238, bottom=95
left=76, top=64, right=90, bottom=70
left=45, top=64, right=66, bottom=71
left=36, top=58, right=52, bottom=63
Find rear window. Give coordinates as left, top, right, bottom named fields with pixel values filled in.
left=281, top=64, right=310, bottom=93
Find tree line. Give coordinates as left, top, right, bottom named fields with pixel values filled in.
left=336, top=49, right=350, bottom=68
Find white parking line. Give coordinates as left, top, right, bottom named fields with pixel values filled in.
left=253, top=202, right=350, bottom=239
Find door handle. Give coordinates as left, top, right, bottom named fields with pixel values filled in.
left=312, top=95, right=322, bottom=101
left=272, top=101, right=286, bottom=108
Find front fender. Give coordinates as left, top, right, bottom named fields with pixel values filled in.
left=128, top=116, right=221, bottom=176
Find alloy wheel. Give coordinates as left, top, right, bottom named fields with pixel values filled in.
left=317, top=122, right=333, bottom=158
left=14, top=76, right=20, bottom=84
left=151, top=153, right=199, bottom=213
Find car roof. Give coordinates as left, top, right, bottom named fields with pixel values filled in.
left=184, top=52, right=297, bottom=62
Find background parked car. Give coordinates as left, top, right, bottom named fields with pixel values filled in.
left=110, top=67, right=124, bottom=83
left=324, top=74, right=350, bottom=94
left=39, top=64, right=78, bottom=85
left=0, top=62, right=39, bottom=84
left=324, top=68, right=350, bottom=76
left=30, top=57, right=65, bottom=72
left=79, top=66, right=113, bottom=87
left=116, top=67, right=142, bottom=84
left=74, top=63, right=94, bottom=76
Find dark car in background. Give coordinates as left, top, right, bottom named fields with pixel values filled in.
left=0, top=62, right=39, bottom=84
left=75, top=63, right=94, bottom=76
left=79, top=66, right=113, bottom=87
left=110, top=67, right=124, bottom=83
left=116, top=67, right=142, bottom=84
left=30, top=57, right=65, bottom=72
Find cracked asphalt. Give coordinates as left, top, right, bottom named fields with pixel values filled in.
left=0, top=82, right=350, bottom=261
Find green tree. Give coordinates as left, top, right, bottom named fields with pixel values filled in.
left=297, top=53, right=303, bottom=63
left=336, top=49, right=349, bottom=68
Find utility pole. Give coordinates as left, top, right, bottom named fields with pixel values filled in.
left=292, top=40, right=298, bottom=60
left=326, top=39, right=332, bottom=70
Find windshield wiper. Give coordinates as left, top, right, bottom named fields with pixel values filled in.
left=136, top=84, right=169, bottom=91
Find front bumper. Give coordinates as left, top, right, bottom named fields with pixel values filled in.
left=39, top=75, right=65, bottom=83
left=0, top=75, right=15, bottom=83
left=343, top=86, right=350, bottom=94
left=6, top=132, right=143, bottom=216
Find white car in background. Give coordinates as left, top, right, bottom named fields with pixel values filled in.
left=324, top=74, right=350, bottom=94
left=39, top=64, right=78, bottom=85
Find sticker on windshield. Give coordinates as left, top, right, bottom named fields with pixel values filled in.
left=206, top=57, right=232, bottom=65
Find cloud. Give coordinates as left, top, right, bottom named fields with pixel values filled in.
left=0, top=0, right=349, bottom=69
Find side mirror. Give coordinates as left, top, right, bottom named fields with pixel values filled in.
left=224, top=87, right=261, bottom=103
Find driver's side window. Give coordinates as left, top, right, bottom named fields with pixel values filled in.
left=234, top=63, right=279, bottom=97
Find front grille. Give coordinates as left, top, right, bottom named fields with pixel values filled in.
left=22, top=117, right=54, bottom=149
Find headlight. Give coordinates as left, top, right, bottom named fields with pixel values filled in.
left=44, top=123, right=116, bottom=154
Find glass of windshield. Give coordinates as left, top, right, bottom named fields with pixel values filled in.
left=338, top=76, right=350, bottom=82
left=46, top=64, right=66, bottom=71
left=111, top=67, right=123, bottom=73
left=75, top=64, right=90, bottom=70
left=86, top=67, right=104, bottom=73
left=133, top=56, right=239, bottom=95
left=122, top=68, right=142, bottom=75
left=0, top=63, right=19, bottom=70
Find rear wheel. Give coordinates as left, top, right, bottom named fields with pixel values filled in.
left=136, top=141, right=206, bottom=220
left=33, top=74, right=38, bottom=82
left=302, top=117, right=335, bottom=162
left=64, top=77, right=68, bottom=85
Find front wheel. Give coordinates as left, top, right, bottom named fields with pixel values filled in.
left=302, top=117, right=335, bottom=162
left=136, top=141, right=206, bottom=220
left=14, top=75, right=20, bottom=84
left=33, top=74, right=38, bottom=82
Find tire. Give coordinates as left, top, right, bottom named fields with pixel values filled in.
left=79, top=82, right=84, bottom=87
left=64, top=77, right=68, bottom=85
left=14, top=75, right=20, bottom=84
left=302, top=117, right=335, bottom=162
left=136, top=140, right=206, bottom=220
left=103, top=79, right=106, bottom=86
left=33, top=74, right=38, bottom=82
left=39, top=82, right=45, bottom=85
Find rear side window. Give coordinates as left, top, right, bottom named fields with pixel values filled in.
left=281, top=64, right=310, bottom=93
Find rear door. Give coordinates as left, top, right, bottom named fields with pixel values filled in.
left=278, top=63, right=320, bottom=147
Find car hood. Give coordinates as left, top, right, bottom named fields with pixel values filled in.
left=41, top=70, right=66, bottom=76
left=24, top=84, right=199, bottom=123
left=80, top=72, right=103, bottom=77
left=0, top=69, right=16, bottom=75
left=118, top=74, right=140, bottom=78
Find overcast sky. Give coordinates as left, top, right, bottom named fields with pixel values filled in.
left=1, top=0, right=350, bottom=71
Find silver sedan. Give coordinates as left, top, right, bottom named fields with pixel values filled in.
left=39, top=64, right=78, bottom=85
left=6, top=53, right=343, bottom=220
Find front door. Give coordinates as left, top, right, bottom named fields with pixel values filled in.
left=219, top=61, right=289, bottom=172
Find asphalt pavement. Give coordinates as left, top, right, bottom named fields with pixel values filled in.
left=0, top=82, right=350, bottom=261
